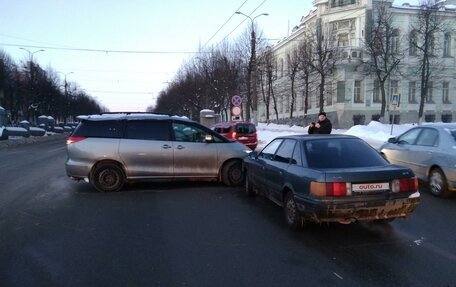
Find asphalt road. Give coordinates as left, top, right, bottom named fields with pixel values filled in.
left=0, top=139, right=456, bottom=287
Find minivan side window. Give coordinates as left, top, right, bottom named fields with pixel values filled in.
left=73, top=120, right=123, bottom=138
left=173, top=122, right=209, bottom=143
left=125, top=120, right=170, bottom=141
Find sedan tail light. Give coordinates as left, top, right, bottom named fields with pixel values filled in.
left=66, top=136, right=86, bottom=145
left=310, top=182, right=350, bottom=197
left=391, top=177, right=418, bottom=193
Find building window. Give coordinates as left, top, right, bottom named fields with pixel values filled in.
left=338, top=33, right=349, bottom=47
left=442, top=114, right=452, bottom=123
left=425, top=114, right=435, bottom=122
left=390, top=80, right=399, bottom=99
left=331, top=0, right=356, bottom=8
left=408, top=81, right=417, bottom=103
left=391, top=29, right=400, bottom=54
left=337, top=81, right=345, bottom=103
left=430, top=34, right=436, bottom=56
left=354, top=80, right=364, bottom=103
left=442, top=82, right=450, bottom=104
left=373, top=80, right=381, bottom=103
left=279, top=58, right=284, bottom=78
left=443, top=33, right=451, bottom=57
left=409, top=31, right=417, bottom=56
left=426, top=82, right=434, bottom=103
left=326, top=81, right=333, bottom=106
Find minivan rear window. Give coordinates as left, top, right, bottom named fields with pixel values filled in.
left=72, top=120, right=123, bottom=138
left=236, top=124, right=255, bottom=134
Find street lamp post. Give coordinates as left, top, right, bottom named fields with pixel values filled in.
left=58, top=72, right=74, bottom=124
left=20, top=48, right=45, bottom=124
left=235, top=11, right=268, bottom=125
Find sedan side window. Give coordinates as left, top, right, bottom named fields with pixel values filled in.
left=398, top=128, right=422, bottom=145
left=274, top=139, right=296, bottom=164
left=260, top=139, right=283, bottom=160
left=415, top=128, right=438, bottom=146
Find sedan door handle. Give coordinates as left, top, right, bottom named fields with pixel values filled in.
left=162, top=144, right=172, bottom=149
left=176, top=145, right=185, bottom=150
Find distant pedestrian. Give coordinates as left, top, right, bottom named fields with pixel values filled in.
left=308, top=112, right=332, bottom=134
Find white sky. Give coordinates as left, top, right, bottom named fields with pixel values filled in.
left=0, top=0, right=419, bottom=112
left=0, top=0, right=315, bottom=112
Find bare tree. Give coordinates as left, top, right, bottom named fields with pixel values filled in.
left=258, top=49, right=277, bottom=123
left=311, top=20, right=336, bottom=113
left=363, top=0, right=402, bottom=121
left=409, top=0, right=447, bottom=123
left=298, top=34, right=316, bottom=125
left=286, top=47, right=300, bottom=124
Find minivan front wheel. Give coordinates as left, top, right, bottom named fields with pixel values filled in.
left=222, top=160, right=244, bottom=186
left=90, top=163, right=125, bottom=192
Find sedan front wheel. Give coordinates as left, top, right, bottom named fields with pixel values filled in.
left=429, top=168, right=450, bottom=197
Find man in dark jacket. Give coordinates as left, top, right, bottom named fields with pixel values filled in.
left=308, top=112, right=332, bottom=134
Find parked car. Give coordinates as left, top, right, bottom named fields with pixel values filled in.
left=243, top=134, right=420, bottom=229
left=380, top=123, right=456, bottom=198
left=212, top=121, right=257, bottom=150
left=66, top=113, right=251, bottom=192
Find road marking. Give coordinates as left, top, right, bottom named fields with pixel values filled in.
left=47, top=146, right=66, bottom=153
left=333, top=272, right=343, bottom=280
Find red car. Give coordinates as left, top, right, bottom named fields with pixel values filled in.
left=213, top=121, right=258, bottom=150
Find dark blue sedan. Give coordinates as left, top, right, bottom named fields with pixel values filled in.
left=243, top=134, right=420, bottom=229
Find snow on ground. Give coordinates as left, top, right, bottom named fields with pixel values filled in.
left=257, top=121, right=418, bottom=150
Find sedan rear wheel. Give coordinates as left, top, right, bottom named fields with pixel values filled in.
left=284, top=192, right=303, bottom=229
left=91, top=163, right=125, bottom=192
left=429, top=168, right=450, bottom=197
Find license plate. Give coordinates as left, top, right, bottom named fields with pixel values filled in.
left=352, top=182, right=389, bottom=192
left=238, top=136, right=248, bottom=140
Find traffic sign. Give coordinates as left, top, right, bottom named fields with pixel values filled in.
left=231, top=106, right=242, bottom=116
left=231, top=95, right=242, bottom=107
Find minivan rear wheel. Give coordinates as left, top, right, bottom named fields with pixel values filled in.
left=90, top=163, right=125, bottom=192
left=222, top=160, right=244, bottom=186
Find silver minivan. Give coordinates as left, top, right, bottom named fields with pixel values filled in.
left=66, top=113, right=251, bottom=192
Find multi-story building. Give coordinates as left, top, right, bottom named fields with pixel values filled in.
left=258, top=0, right=456, bottom=128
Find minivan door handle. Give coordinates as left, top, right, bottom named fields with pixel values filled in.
left=162, top=144, right=172, bottom=149
left=176, top=145, right=185, bottom=150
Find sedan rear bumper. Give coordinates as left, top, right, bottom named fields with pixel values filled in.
left=295, top=192, right=420, bottom=223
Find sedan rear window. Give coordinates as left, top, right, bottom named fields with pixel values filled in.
left=305, top=138, right=387, bottom=169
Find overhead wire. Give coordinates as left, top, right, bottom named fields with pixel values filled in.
left=201, top=0, right=249, bottom=48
